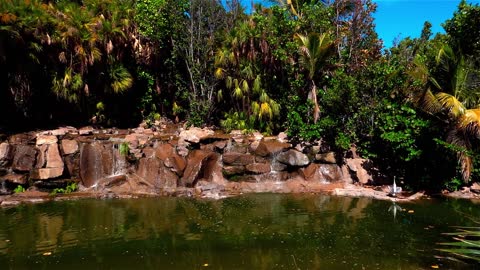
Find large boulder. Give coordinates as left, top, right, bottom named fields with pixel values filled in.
left=179, top=127, right=214, bottom=143
left=36, top=135, right=58, bottom=145
left=300, top=163, right=343, bottom=183
left=345, top=158, right=372, bottom=184
left=0, top=173, right=27, bottom=185
left=253, top=140, right=291, bottom=157
left=31, top=168, right=64, bottom=180
left=164, top=156, right=186, bottom=176
left=245, top=163, right=271, bottom=174
left=136, top=157, right=177, bottom=189
left=35, top=145, right=48, bottom=168
left=154, top=143, right=186, bottom=176
left=315, top=152, right=337, bottom=164
left=8, top=133, right=35, bottom=145
left=276, top=149, right=310, bottom=167
left=61, top=139, right=79, bottom=155
left=0, top=142, right=12, bottom=167
left=46, top=144, right=64, bottom=169
left=180, top=150, right=219, bottom=187
left=12, top=145, right=37, bottom=172
left=223, top=166, right=245, bottom=177
left=222, top=152, right=255, bottom=166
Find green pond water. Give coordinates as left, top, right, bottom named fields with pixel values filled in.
left=0, top=194, right=479, bottom=269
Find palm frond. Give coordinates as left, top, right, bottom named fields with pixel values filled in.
left=436, top=92, right=466, bottom=118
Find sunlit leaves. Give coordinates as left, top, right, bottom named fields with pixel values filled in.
left=109, top=62, right=133, bottom=93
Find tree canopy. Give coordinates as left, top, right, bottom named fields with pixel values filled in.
left=2, top=0, right=480, bottom=190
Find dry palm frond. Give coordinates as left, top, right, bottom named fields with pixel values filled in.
left=436, top=92, right=466, bottom=118
left=447, top=129, right=473, bottom=182
left=460, top=152, right=473, bottom=183
left=459, top=109, right=480, bottom=137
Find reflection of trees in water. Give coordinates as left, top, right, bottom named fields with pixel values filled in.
left=0, top=195, right=479, bottom=269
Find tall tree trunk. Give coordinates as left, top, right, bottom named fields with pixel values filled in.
left=308, top=80, right=320, bottom=123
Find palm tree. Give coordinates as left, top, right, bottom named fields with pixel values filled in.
left=411, top=44, right=480, bottom=182
left=295, top=32, right=334, bottom=123
left=215, top=17, right=280, bottom=133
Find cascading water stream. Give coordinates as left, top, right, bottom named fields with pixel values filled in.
left=111, top=143, right=126, bottom=176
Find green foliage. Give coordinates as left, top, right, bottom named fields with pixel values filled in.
left=220, top=111, right=255, bottom=134
left=439, top=226, right=480, bottom=262
left=444, top=177, right=463, bottom=192
left=443, top=0, right=480, bottom=57
left=119, top=142, right=130, bottom=156
left=135, top=0, right=168, bottom=40
left=3, top=0, right=480, bottom=191
left=13, top=185, right=25, bottom=194
left=50, top=182, right=78, bottom=196
left=377, top=103, right=429, bottom=162
left=137, top=70, right=160, bottom=123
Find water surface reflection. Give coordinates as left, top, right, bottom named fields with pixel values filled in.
left=0, top=194, right=478, bottom=269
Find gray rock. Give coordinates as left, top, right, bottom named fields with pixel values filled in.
left=276, top=149, right=310, bottom=167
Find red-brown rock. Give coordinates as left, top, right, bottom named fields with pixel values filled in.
left=8, top=133, right=35, bottom=145
left=180, top=150, right=219, bottom=187
left=79, top=142, right=114, bottom=188
left=36, top=135, right=58, bottom=145
left=164, top=156, right=186, bottom=176
left=222, top=152, right=255, bottom=166
left=136, top=157, right=177, bottom=189
left=300, top=163, right=343, bottom=183
left=0, top=173, right=27, bottom=185
left=179, top=127, right=214, bottom=143
left=245, top=163, right=271, bottom=174
left=154, top=143, right=175, bottom=160
left=12, top=145, right=37, bottom=172
left=31, top=168, right=64, bottom=180
left=61, top=139, right=78, bottom=155
left=46, top=144, right=64, bottom=169
left=223, top=166, right=245, bottom=176
left=253, top=140, right=291, bottom=157
left=346, top=158, right=372, bottom=184
left=35, top=144, right=48, bottom=169
left=0, top=142, right=12, bottom=167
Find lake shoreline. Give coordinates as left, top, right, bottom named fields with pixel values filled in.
left=1, top=122, right=479, bottom=207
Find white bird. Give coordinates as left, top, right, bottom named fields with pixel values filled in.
left=389, top=176, right=402, bottom=197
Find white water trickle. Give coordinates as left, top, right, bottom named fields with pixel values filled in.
left=269, top=152, right=284, bottom=185
left=112, top=143, right=126, bottom=176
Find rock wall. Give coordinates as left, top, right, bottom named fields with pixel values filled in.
left=0, top=126, right=373, bottom=196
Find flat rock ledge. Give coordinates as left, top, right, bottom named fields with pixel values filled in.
left=333, top=184, right=425, bottom=202
left=0, top=182, right=426, bottom=207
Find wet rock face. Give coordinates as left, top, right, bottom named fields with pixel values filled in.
left=80, top=143, right=114, bottom=188
left=0, top=125, right=377, bottom=196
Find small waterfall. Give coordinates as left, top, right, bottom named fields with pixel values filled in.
left=269, top=152, right=284, bottom=184
left=0, top=180, right=8, bottom=195
left=111, top=143, right=126, bottom=176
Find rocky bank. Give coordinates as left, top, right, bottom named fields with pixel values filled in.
left=0, top=122, right=423, bottom=206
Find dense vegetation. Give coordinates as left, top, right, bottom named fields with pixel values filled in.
left=2, top=0, right=480, bottom=190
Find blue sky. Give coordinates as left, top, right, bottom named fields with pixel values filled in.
left=374, top=0, right=480, bottom=47
left=240, top=0, right=480, bottom=48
